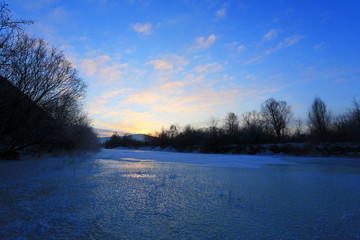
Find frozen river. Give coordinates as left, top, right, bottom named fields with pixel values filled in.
left=1, top=149, right=360, bottom=239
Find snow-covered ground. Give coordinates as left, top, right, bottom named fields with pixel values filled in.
left=1, top=149, right=360, bottom=239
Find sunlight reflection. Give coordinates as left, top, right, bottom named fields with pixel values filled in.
left=122, top=173, right=156, bottom=178
left=121, top=158, right=153, bottom=162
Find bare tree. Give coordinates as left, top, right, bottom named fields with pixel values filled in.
left=0, top=2, right=98, bottom=157
left=224, top=112, right=239, bottom=136
left=261, top=98, right=292, bottom=142
left=308, top=97, right=331, bottom=141
left=349, top=99, right=360, bottom=142
left=1, top=33, right=86, bottom=125
left=293, top=119, right=303, bottom=137
left=242, top=110, right=264, bottom=143
left=0, top=2, right=32, bottom=68
left=207, top=116, right=219, bottom=136
left=169, top=124, right=178, bottom=139
left=350, top=99, right=360, bottom=125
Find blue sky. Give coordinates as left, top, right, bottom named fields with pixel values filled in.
left=10, top=0, right=360, bottom=135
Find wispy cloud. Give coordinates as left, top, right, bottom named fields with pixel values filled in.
left=334, top=78, right=346, bottom=84
left=99, top=63, right=130, bottom=83
left=227, top=42, right=246, bottom=53
left=132, top=22, right=152, bottom=36
left=78, top=53, right=139, bottom=85
left=146, top=60, right=173, bottom=71
left=146, top=54, right=189, bottom=73
left=193, top=34, right=217, bottom=50
left=101, top=88, right=132, bottom=99
left=216, top=7, right=226, bottom=19
left=126, top=92, right=162, bottom=104
left=87, top=88, right=131, bottom=115
left=314, top=42, right=327, bottom=50
left=81, top=59, right=97, bottom=76
left=246, top=55, right=265, bottom=64
left=151, top=89, right=242, bottom=113
left=263, top=29, right=278, bottom=41
left=283, top=35, right=304, bottom=46
left=237, top=44, right=246, bottom=53
left=80, top=55, right=111, bottom=76
left=265, top=35, right=305, bottom=55
left=195, top=62, right=223, bottom=73
left=160, top=81, right=185, bottom=92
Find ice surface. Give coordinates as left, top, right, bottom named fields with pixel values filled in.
left=1, top=149, right=360, bottom=239
left=97, top=148, right=292, bottom=168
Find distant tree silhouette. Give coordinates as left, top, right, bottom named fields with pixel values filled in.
left=292, top=119, right=305, bottom=142
left=242, top=111, right=264, bottom=144
left=224, top=112, right=239, bottom=136
left=349, top=99, right=360, bottom=142
left=308, top=97, right=331, bottom=142
left=332, top=99, right=360, bottom=143
left=208, top=117, right=220, bottom=136
left=261, top=98, right=292, bottom=142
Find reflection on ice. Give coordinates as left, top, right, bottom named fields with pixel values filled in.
left=122, top=173, right=156, bottom=178
left=121, top=158, right=154, bottom=162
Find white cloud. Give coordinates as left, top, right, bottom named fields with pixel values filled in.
left=265, top=35, right=305, bottom=55
left=164, top=54, right=189, bottom=72
left=227, top=42, right=246, bottom=53
left=195, top=34, right=217, bottom=50
left=101, top=88, right=132, bottom=99
left=99, top=63, right=129, bottom=83
left=124, top=48, right=137, bottom=54
left=80, top=55, right=111, bottom=76
left=195, top=63, right=223, bottom=73
left=263, top=29, right=278, bottom=41
left=216, top=7, right=226, bottom=18
left=132, top=22, right=152, bottom=36
left=146, top=60, right=173, bottom=71
left=81, top=59, right=97, bottom=76
left=246, top=55, right=265, bottom=64
left=237, top=44, right=246, bottom=53
left=146, top=54, right=189, bottom=73
left=283, top=35, right=304, bottom=46
left=335, top=78, right=346, bottom=84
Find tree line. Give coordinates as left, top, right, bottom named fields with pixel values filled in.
left=0, top=2, right=99, bottom=159
left=105, top=97, right=360, bottom=156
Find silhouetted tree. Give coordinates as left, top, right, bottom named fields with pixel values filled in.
left=261, top=98, right=292, bottom=142
left=1, top=33, right=86, bottom=123
left=200, top=117, right=221, bottom=152
left=0, top=2, right=32, bottom=68
left=104, top=132, right=122, bottom=148
left=242, top=111, right=264, bottom=144
left=292, top=119, right=306, bottom=142
left=0, top=77, right=59, bottom=155
left=349, top=99, right=360, bottom=142
left=224, top=112, right=239, bottom=135
left=308, top=97, right=331, bottom=142
left=0, top=3, right=98, bottom=156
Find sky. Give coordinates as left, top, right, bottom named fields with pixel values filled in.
left=10, top=0, right=360, bottom=136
